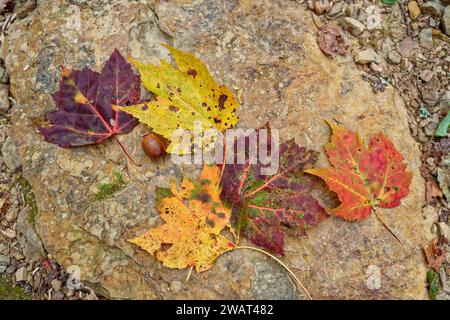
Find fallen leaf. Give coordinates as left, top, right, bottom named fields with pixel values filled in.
left=305, top=123, right=412, bottom=221
left=115, top=44, right=239, bottom=153
left=426, top=180, right=443, bottom=204
left=427, top=269, right=440, bottom=300
left=424, top=236, right=448, bottom=272
left=220, top=128, right=331, bottom=255
left=317, top=23, right=347, bottom=56
left=381, top=0, right=398, bottom=5
left=129, top=165, right=235, bottom=272
left=36, top=50, right=140, bottom=148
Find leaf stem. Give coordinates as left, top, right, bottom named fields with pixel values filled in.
left=114, top=136, right=141, bottom=167
left=235, top=245, right=312, bottom=300
left=185, top=266, right=194, bottom=283
left=373, top=209, right=406, bottom=252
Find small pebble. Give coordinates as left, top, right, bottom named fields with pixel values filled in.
left=51, top=279, right=62, bottom=291
left=15, top=266, right=27, bottom=282
left=408, top=1, right=421, bottom=20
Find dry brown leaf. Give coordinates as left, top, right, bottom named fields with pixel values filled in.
left=424, top=236, right=448, bottom=272
left=317, top=23, right=347, bottom=56
left=426, top=180, right=443, bottom=204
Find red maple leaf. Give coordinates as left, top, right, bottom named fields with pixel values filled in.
left=36, top=50, right=140, bottom=163
left=305, top=123, right=412, bottom=221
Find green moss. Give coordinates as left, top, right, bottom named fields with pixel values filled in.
left=16, top=178, right=38, bottom=230
left=92, top=171, right=127, bottom=201
left=0, top=276, right=31, bottom=300
left=427, top=269, right=440, bottom=300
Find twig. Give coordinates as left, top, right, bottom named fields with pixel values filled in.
left=235, top=245, right=312, bottom=300
left=185, top=266, right=194, bottom=283
left=398, top=1, right=410, bottom=37
left=373, top=209, right=406, bottom=253
left=114, top=136, right=141, bottom=167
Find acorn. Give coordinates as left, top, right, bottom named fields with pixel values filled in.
left=142, top=133, right=167, bottom=159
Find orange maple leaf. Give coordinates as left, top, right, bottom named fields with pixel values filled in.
left=305, top=123, right=412, bottom=221
left=129, top=165, right=235, bottom=272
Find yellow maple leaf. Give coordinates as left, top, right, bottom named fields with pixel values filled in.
left=129, top=165, right=236, bottom=272
left=115, top=44, right=239, bottom=153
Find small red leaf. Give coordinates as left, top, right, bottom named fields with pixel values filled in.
left=36, top=49, right=140, bottom=147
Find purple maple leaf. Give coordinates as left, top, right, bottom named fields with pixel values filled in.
left=37, top=49, right=139, bottom=148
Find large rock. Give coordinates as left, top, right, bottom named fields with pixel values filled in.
left=1, top=0, right=429, bottom=299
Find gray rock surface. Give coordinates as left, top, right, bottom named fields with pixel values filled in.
left=341, top=17, right=365, bottom=36
left=0, top=84, right=9, bottom=115
left=16, top=207, right=46, bottom=260
left=421, top=1, right=444, bottom=17
left=1, top=0, right=429, bottom=299
left=355, top=48, right=379, bottom=64
left=1, top=137, right=21, bottom=172
left=443, top=6, right=450, bottom=36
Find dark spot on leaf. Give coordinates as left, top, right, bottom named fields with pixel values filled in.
left=199, top=192, right=211, bottom=203
left=169, top=105, right=179, bottom=112
left=187, top=69, right=197, bottom=78
left=218, top=94, right=228, bottom=111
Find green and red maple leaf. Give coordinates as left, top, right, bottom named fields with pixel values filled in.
left=219, top=128, right=330, bottom=255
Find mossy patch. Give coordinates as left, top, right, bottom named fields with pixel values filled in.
left=0, top=275, right=31, bottom=300
left=92, top=171, right=127, bottom=201
left=16, top=178, right=38, bottom=230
